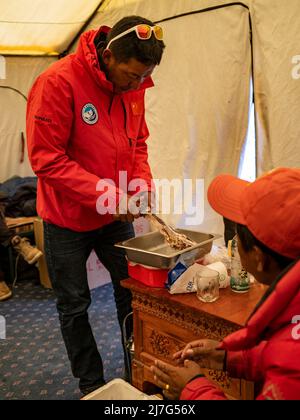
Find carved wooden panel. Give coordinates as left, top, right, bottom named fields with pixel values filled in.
left=132, top=291, right=239, bottom=340
left=143, top=325, right=185, bottom=361
left=129, top=287, right=254, bottom=400
left=137, top=322, right=243, bottom=400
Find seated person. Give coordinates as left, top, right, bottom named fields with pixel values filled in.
left=151, top=167, right=300, bottom=400
left=0, top=205, right=43, bottom=301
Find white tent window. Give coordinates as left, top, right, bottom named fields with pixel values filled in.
left=239, top=80, right=256, bottom=183
left=239, top=104, right=256, bottom=182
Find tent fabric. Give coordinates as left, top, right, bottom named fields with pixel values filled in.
left=92, top=0, right=249, bottom=27
left=250, top=0, right=300, bottom=174
left=0, top=0, right=299, bottom=234
left=0, top=0, right=102, bottom=55
left=0, top=57, right=56, bottom=180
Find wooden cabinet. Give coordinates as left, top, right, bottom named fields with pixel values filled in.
left=122, top=278, right=267, bottom=400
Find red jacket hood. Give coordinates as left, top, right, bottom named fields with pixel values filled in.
left=220, top=260, right=300, bottom=351
left=75, top=27, right=154, bottom=94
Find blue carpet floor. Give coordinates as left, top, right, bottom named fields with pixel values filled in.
left=0, top=280, right=124, bottom=400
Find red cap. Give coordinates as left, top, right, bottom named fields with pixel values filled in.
left=207, top=168, right=300, bottom=259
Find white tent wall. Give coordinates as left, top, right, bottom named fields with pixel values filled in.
left=0, top=56, right=56, bottom=181
left=250, top=0, right=300, bottom=174
left=146, top=6, right=251, bottom=233
left=88, top=0, right=252, bottom=233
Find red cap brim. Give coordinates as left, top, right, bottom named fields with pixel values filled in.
left=207, top=174, right=249, bottom=225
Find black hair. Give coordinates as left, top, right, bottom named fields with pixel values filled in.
left=236, top=223, right=294, bottom=270
left=105, top=15, right=165, bottom=65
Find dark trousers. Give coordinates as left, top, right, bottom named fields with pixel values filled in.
left=43, top=220, right=134, bottom=392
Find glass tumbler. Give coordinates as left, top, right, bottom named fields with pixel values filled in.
left=195, top=268, right=220, bottom=303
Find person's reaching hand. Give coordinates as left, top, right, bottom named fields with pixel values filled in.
left=151, top=358, right=203, bottom=400
left=173, top=339, right=225, bottom=371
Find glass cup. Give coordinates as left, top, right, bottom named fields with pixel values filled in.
left=195, top=268, right=220, bottom=303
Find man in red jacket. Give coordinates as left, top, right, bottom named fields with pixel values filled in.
left=26, top=15, right=165, bottom=394
left=151, top=168, right=300, bottom=400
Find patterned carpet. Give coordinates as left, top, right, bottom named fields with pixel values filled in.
left=0, top=280, right=124, bottom=400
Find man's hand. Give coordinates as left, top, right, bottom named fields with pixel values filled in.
left=138, top=190, right=156, bottom=214
left=151, top=359, right=203, bottom=400
left=113, top=190, right=155, bottom=223
left=173, top=339, right=225, bottom=371
left=112, top=193, right=140, bottom=223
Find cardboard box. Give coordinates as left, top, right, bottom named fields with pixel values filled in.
left=81, top=378, right=160, bottom=400
left=86, top=250, right=111, bottom=289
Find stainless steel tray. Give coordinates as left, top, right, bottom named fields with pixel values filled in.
left=115, top=229, right=219, bottom=269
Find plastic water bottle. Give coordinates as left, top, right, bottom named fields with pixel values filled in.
left=228, top=236, right=250, bottom=293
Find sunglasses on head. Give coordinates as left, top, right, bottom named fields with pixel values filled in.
left=106, top=24, right=163, bottom=51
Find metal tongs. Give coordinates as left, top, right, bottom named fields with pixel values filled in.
left=145, top=213, right=196, bottom=249
left=146, top=213, right=177, bottom=235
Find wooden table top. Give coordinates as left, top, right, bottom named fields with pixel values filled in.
left=122, top=278, right=267, bottom=328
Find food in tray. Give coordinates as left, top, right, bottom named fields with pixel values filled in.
left=145, top=214, right=196, bottom=250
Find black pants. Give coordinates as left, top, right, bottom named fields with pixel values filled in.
left=43, top=220, right=134, bottom=392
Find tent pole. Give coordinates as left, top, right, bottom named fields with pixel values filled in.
left=0, top=86, right=27, bottom=101
left=155, top=2, right=249, bottom=24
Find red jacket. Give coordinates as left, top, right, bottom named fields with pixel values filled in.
left=181, top=260, right=300, bottom=400
left=26, top=27, right=154, bottom=231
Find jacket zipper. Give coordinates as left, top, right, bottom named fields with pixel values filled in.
left=108, top=95, right=113, bottom=115
left=121, top=98, right=132, bottom=147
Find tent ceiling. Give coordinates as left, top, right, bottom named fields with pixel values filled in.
left=0, top=0, right=248, bottom=56
left=0, top=0, right=102, bottom=55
